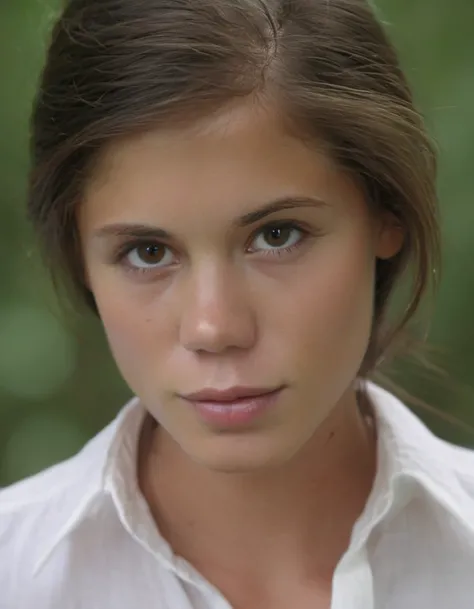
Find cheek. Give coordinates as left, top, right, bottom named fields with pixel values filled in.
left=272, top=234, right=375, bottom=379
left=92, top=280, right=173, bottom=388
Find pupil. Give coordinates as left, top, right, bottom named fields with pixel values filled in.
left=268, top=227, right=288, bottom=245
left=139, top=244, right=162, bottom=263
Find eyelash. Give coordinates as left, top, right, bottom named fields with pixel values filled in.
left=113, top=221, right=313, bottom=276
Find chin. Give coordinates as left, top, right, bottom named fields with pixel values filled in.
left=186, top=433, right=300, bottom=474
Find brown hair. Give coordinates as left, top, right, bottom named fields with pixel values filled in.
left=27, top=0, right=441, bottom=381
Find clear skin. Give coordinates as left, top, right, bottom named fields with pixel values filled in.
left=79, top=102, right=403, bottom=608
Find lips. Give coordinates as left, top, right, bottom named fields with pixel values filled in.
left=180, top=385, right=285, bottom=427
left=182, top=386, right=282, bottom=403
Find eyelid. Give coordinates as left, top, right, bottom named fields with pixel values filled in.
left=115, top=242, right=178, bottom=277
left=246, top=219, right=312, bottom=248
left=113, top=238, right=172, bottom=262
left=113, top=220, right=306, bottom=255
left=112, top=219, right=317, bottom=274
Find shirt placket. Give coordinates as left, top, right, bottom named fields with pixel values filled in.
left=330, top=545, right=374, bottom=609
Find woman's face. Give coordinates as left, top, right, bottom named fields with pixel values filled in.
left=79, top=103, right=402, bottom=472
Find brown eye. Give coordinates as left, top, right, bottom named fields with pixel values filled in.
left=126, top=243, right=173, bottom=269
left=263, top=226, right=294, bottom=248
left=250, top=224, right=303, bottom=252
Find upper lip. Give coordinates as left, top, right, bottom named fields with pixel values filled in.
left=182, top=386, right=282, bottom=402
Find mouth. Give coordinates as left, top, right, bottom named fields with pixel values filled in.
left=180, top=385, right=285, bottom=428
left=182, top=385, right=283, bottom=402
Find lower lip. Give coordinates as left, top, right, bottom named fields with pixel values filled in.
left=186, top=389, right=283, bottom=428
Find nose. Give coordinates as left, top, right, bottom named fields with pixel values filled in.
left=179, top=263, right=257, bottom=354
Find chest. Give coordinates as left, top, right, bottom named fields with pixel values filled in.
left=28, top=549, right=474, bottom=609
left=26, top=503, right=474, bottom=609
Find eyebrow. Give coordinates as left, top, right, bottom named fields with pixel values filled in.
left=92, top=195, right=329, bottom=241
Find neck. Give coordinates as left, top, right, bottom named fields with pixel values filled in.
left=139, top=387, right=376, bottom=597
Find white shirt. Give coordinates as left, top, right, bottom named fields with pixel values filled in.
left=1, top=383, right=474, bottom=609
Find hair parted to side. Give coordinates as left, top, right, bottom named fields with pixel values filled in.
left=28, top=0, right=441, bottom=382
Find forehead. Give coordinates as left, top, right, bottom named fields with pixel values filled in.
left=80, top=101, right=364, bottom=229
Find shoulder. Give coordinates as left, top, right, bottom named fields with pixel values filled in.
left=367, top=382, right=474, bottom=513
left=0, top=419, right=119, bottom=607
left=0, top=456, right=87, bottom=512
left=0, top=415, right=118, bottom=512
left=437, top=438, right=474, bottom=493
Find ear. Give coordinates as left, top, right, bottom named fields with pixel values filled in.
left=375, top=213, right=405, bottom=260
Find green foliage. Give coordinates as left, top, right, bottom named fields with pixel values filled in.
left=1, top=0, right=474, bottom=485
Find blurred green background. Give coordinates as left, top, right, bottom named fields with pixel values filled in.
left=1, top=0, right=474, bottom=486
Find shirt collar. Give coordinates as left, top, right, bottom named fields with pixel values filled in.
left=33, top=382, right=474, bottom=575
left=350, top=382, right=474, bottom=552
left=32, top=397, right=144, bottom=575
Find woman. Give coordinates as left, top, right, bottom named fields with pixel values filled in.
left=1, top=1, right=473, bottom=608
